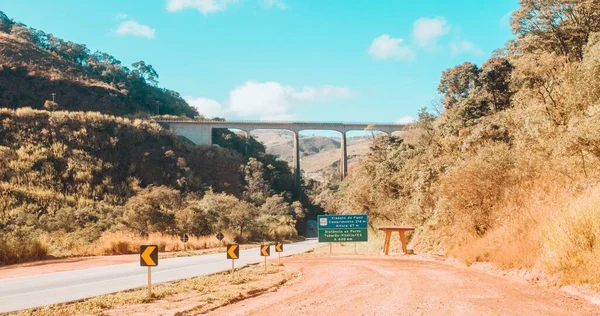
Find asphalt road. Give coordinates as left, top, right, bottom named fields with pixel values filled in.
left=0, top=239, right=321, bottom=313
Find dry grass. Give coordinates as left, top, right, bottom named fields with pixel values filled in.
left=11, top=264, right=297, bottom=316
left=89, top=231, right=230, bottom=256
left=541, top=186, right=600, bottom=289
left=34, top=231, right=236, bottom=260
left=445, top=177, right=600, bottom=289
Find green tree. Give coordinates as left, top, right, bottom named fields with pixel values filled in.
left=438, top=62, right=481, bottom=110
left=226, top=201, right=258, bottom=241
left=131, top=60, right=159, bottom=86
left=480, top=57, right=514, bottom=113
left=0, top=11, right=14, bottom=33
left=124, top=186, right=182, bottom=235
left=242, top=157, right=270, bottom=205
left=511, top=0, right=600, bottom=61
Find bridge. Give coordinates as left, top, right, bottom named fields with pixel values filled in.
left=157, top=119, right=407, bottom=197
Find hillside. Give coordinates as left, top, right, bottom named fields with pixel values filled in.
left=331, top=2, right=600, bottom=290
left=0, top=108, right=305, bottom=264
left=0, top=12, right=197, bottom=117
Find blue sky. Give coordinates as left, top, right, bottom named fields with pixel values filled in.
left=1, top=0, right=518, bottom=123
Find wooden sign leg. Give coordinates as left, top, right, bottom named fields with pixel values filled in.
left=231, top=259, right=235, bottom=277
left=264, top=256, right=267, bottom=271
left=384, top=231, right=391, bottom=255
left=147, top=266, right=152, bottom=299
left=399, top=231, right=408, bottom=254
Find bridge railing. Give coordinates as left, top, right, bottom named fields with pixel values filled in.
left=155, top=118, right=406, bottom=126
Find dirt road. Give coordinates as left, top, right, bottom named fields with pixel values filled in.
left=210, top=255, right=600, bottom=316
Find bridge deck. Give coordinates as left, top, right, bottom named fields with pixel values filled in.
left=156, top=119, right=407, bottom=133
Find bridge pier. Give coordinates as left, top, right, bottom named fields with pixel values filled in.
left=340, top=131, right=347, bottom=181
left=243, top=130, right=250, bottom=156
left=293, top=131, right=301, bottom=199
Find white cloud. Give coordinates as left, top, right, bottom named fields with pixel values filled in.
left=263, top=0, right=286, bottom=9
left=227, top=81, right=355, bottom=120
left=115, top=20, right=156, bottom=38
left=368, top=34, right=415, bottom=61
left=450, top=40, right=484, bottom=56
left=115, top=13, right=128, bottom=20
left=185, top=96, right=225, bottom=118
left=412, top=17, right=450, bottom=47
left=166, top=0, right=238, bottom=14
left=185, top=81, right=355, bottom=120
left=396, top=116, right=416, bottom=124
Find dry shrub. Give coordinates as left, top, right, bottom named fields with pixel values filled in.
left=541, top=186, right=600, bottom=288
left=439, top=144, right=516, bottom=239
left=90, top=231, right=227, bottom=256
left=449, top=186, right=563, bottom=269
left=0, top=228, right=48, bottom=264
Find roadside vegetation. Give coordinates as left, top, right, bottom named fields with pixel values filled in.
left=330, top=0, right=600, bottom=289
left=0, top=108, right=304, bottom=264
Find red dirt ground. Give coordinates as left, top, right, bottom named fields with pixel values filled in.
left=210, top=255, right=600, bottom=316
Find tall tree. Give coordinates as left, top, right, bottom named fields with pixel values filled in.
left=0, top=11, right=13, bottom=33
left=511, top=0, right=600, bottom=61
left=131, top=60, right=159, bottom=86
left=438, top=62, right=481, bottom=110
left=480, top=57, right=514, bottom=113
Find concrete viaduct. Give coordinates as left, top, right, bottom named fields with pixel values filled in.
left=157, top=120, right=407, bottom=197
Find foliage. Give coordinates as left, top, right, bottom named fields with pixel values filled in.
left=0, top=11, right=197, bottom=117
left=331, top=1, right=600, bottom=288
left=511, top=0, right=600, bottom=61
left=0, top=108, right=303, bottom=264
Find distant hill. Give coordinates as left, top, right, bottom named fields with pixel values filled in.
left=251, top=130, right=375, bottom=180
left=0, top=11, right=197, bottom=117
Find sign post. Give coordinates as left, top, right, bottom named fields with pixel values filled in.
left=180, top=233, right=189, bottom=251
left=275, top=242, right=283, bottom=264
left=318, top=215, right=368, bottom=255
left=216, top=232, right=224, bottom=249
left=140, top=245, right=158, bottom=299
left=260, top=244, right=270, bottom=270
left=226, top=244, right=239, bottom=276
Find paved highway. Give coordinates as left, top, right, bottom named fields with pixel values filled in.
left=0, top=239, right=321, bottom=313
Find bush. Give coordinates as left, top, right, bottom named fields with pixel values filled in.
left=0, top=227, right=48, bottom=264
left=541, top=187, right=600, bottom=288
left=124, top=186, right=183, bottom=235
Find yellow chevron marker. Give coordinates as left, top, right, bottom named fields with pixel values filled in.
left=140, top=245, right=158, bottom=266
left=227, top=244, right=239, bottom=259
left=261, top=244, right=270, bottom=256
left=275, top=242, right=283, bottom=252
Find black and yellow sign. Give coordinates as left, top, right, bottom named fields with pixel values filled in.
left=140, top=245, right=158, bottom=266
left=260, top=244, right=270, bottom=256
left=227, top=244, right=239, bottom=259
left=180, top=234, right=189, bottom=243
left=275, top=242, right=283, bottom=252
